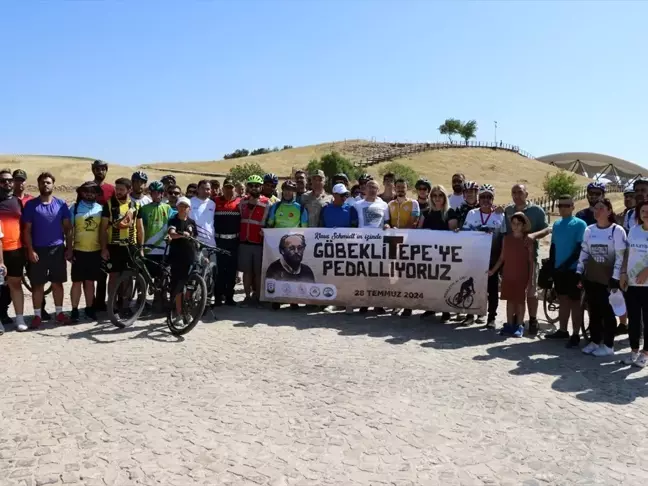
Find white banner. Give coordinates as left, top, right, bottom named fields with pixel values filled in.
left=261, top=228, right=492, bottom=313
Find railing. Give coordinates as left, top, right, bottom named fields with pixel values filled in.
left=529, top=183, right=622, bottom=217
left=354, top=140, right=534, bottom=167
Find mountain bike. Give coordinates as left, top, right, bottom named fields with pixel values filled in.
left=543, top=286, right=589, bottom=338
left=451, top=289, right=474, bottom=309
left=167, top=236, right=230, bottom=336
left=107, top=243, right=172, bottom=328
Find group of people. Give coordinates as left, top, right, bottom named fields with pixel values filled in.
left=1, top=159, right=648, bottom=368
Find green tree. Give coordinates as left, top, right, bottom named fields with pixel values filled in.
left=543, top=170, right=579, bottom=201
left=223, top=148, right=249, bottom=160
left=227, top=161, right=267, bottom=184
left=305, top=152, right=361, bottom=186
left=378, top=162, right=419, bottom=188
left=458, top=120, right=478, bottom=144
left=250, top=147, right=271, bottom=156
left=282, top=145, right=294, bottom=150
left=438, top=118, right=462, bottom=142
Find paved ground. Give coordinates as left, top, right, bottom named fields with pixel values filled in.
left=2, top=286, right=648, bottom=486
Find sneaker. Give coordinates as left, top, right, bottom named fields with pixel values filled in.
left=566, top=334, right=581, bottom=348
left=616, top=323, right=629, bottom=336
left=440, top=312, right=451, bottom=324
left=41, top=309, right=51, bottom=321
left=545, top=330, right=570, bottom=340
left=359, top=307, right=368, bottom=314
left=30, top=316, right=42, bottom=329
left=582, top=342, right=599, bottom=355
left=512, top=324, right=524, bottom=338
left=622, top=352, right=640, bottom=365
left=462, top=315, right=475, bottom=326
left=401, top=309, right=412, bottom=318
left=475, top=315, right=485, bottom=324
left=271, top=303, right=281, bottom=310
left=0, top=322, right=4, bottom=335
left=290, top=304, right=299, bottom=310
left=499, top=323, right=513, bottom=336
left=56, top=312, right=71, bottom=325
left=592, top=345, right=615, bottom=357
left=486, top=319, right=496, bottom=329
left=85, top=307, right=97, bottom=320
left=70, top=308, right=80, bottom=323
left=634, top=353, right=648, bottom=368
left=17, top=322, right=28, bottom=332
left=374, top=307, right=386, bottom=314
left=239, top=297, right=253, bottom=308
left=0, top=313, right=13, bottom=326
left=528, top=319, right=539, bottom=336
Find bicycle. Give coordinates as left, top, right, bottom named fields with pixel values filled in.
left=167, top=235, right=230, bottom=336
left=107, top=243, right=172, bottom=328
left=542, top=285, right=590, bottom=338
left=451, top=289, right=474, bottom=309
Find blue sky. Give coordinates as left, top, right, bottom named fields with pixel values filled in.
left=1, top=1, right=646, bottom=166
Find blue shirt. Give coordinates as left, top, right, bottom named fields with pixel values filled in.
left=319, top=202, right=358, bottom=228
left=21, top=197, right=71, bottom=247
left=551, top=216, right=587, bottom=270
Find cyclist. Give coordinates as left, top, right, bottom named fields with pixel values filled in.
left=100, top=177, right=144, bottom=315
left=300, top=170, right=332, bottom=228
left=449, top=173, right=466, bottom=210
left=167, top=197, right=198, bottom=324
left=130, top=171, right=152, bottom=205
left=166, top=184, right=181, bottom=214
left=91, top=160, right=115, bottom=206
left=447, top=180, right=479, bottom=231
left=190, top=180, right=216, bottom=248
left=137, top=181, right=173, bottom=284
left=331, top=173, right=349, bottom=188
left=625, top=177, right=648, bottom=231
left=262, top=174, right=279, bottom=203
left=239, top=175, right=271, bottom=307
left=213, top=178, right=241, bottom=307
left=619, top=184, right=636, bottom=231
left=576, top=181, right=606, bottom=226
left=415, top=178, right=432, bottom=217
left=459, top=277, right=475, bottom=301
left=69, top=181, right=104, bottom=322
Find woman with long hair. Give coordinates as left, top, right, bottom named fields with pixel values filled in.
left=577, top=198, right=627, bottom=357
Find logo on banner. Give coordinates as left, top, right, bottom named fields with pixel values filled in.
left=444, top=276, right=480, bottom=311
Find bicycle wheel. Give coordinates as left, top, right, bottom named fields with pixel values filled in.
left=21, top=275, right=53, bottom=296
left=452, top=292, right=462, bottom=306
left=108, top=271, right=148, bottom=328
left=203, top=262, right=217, bottom=303
left=543, top=288, right=560, bottom=325
left=167, top=273, right=207, bottom=336
left=463, top=293, right=474, bottom=309
left=580, top=291, right=590, bottom=339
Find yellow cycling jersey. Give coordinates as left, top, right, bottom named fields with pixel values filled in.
left=388, top=198, right=421, bottom=229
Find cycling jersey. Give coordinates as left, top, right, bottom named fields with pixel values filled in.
left=138, top=202, right=172, bottom=255
left=102, top=197, right=140, bottom=246
left=388, top=198, right=420, bottom=229
left=266, top=200, right=308, bottom=228
left=70, top=200, right=103, bottom=252
left=0, top=196, right=22, bottom=251
left=577, top=223, right=626, bottom=285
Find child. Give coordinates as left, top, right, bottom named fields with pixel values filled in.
left=489, top=211, right=533, bottom=337
left=167, top=197, right=198, bottom=322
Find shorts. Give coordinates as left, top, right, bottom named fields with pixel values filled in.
left=4, top=248, right=25, bottom=278
left=527, top=261, right=539, bottom=298
left=170, top=261, right=192, bottom=296
left=238, top=243, right=263, bottom=275
left=29, top=245, right=67, bottom=286
left=107, top=245, right=131, bottom=274
left=553, top=269, right=581, bottom=300
left=71, top=250, right=102, bottom=282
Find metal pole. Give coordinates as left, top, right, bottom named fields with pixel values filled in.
left=494, top=121, right=498, bottom=145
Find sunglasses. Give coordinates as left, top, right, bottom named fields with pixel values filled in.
left=248, top=184, right=261, bottom=189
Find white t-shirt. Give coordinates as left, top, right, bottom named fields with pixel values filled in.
left=462, top=208, right=504, bottom=232
left=626, top=225, right=648, bottom=287
left=190, top=196, right=216, bottom=246
left=131, top=194, right=152, bottom=206
left=577, top=223, right=627, bottom=284
left=354, top=198, right=390, bottom=228
left=448, top=193, right=465, bottom=210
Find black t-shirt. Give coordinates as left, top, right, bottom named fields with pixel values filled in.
left=421, top=210, right=448, bottom=231
left=447, top=202, right=478, bottom=228
left=265, top=259, right=316, bottom=282
left=168, top=216, right=198, bottom=264
left=575, top=207, right=596, bottom=226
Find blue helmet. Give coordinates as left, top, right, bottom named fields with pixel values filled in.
left=264, top=173, right=279, bottom=185
left=587, top=181, right=606, bottom=192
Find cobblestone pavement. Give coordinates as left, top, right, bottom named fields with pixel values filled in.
left=2, top=294, right=648, bottom=485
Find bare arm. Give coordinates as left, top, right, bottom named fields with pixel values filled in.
left=529, top=226, right=552, bottom=241
left=489, top=238, right=505, bottom=275
left=136, top=217, right=144, bottom=246
left=100, top=217, right=110, bottom=251
left=23, top=222, right=34, bottom=253
left=63, top=218, right=73, bottom=249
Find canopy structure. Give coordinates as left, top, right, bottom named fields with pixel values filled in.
left=536, top=152, right=645, bottom=185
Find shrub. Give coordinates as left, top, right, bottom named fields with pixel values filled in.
left=378, top=162, right=419, bottom=188
left=227, top=162, right=267, bottom=184
left=223, top=148, right=249, bottom=160
left=543, top=170, right=579, bottom=200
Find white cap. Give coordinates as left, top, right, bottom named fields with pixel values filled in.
left=609, top=290, right=626, bottom=317
left=332, top=183, right=349, bottom=195
left=176, top=196, right=191, bottom=208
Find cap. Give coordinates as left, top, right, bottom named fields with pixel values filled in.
left=222, top=178, right=235, bottom=187
left=12, top=169, right=27, bottom=181
left=176, top=196, right=191, bottom=207
left=332, top=183, right=349, bottom=195
left=609, top=290, right=626, bottom=317
left=76, top=181, right=101, bottom=194
left=310, top=169, right=325, bottom=178
left=92, top=159, right=108, bottom=167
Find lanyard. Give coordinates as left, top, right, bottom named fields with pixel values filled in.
left=480, top=210, right=492, bottom=226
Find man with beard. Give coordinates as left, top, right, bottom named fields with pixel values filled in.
left=447, top=180, right=480, bottom=231
left=0, top=169, right=27, bottom=331
left=12, top=169, right=33, bottom=205
left=265, top=234, right=315, bottom=283
left=190, top=180, right=216, bottom=248
left=238, top=175, right=271, bottom=307
left=262, top=174, right=279, bottom=203
left=68, top=181, right=104, bottom=322
left=331, top=173, right=349, bottom=189
left=623, top=178, right=648, bottom=232
left=379, top=172, right=396, bottom=203
left=210, top=179, right=221, bottom=200
left=294, top=170, right=307, bottom=204
left=22, top=172, right=73, bottom=328
left=166, top=184, right=181, bottom=215
left=130, top=171, right=152, bottom=206
left=575, top=181, right=606, bottom=226
left=213, top=178, right=241, bottom=307
left=449, top=173, right=466, bottom=210
left=621, top=184, right=637, bottom=231
left=100, top=178, right=144, bottom=319
left=91, top=159, right=114, bottom=311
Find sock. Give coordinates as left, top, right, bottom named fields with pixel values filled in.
left=15, top=314, right=24, bottom=324
left=34, top=309, right=41, bottom=318
left=55, top=306, right=63, bottom=314
left=72, top=307, right=78, bottom=311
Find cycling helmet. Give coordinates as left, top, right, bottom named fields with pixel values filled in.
left=264, top=173, right=279, bottom=185
left=161, top=174, right=176, bottom=184
left=587, top=181, right=606, bottom=192
left=247, top=174, right=263, bottom=185
left=148, top=180, right=164, bottom=192
left=634, top=177, right=648, bottom=188
left=479, top=183, right=495, bottom=195
left=333, top=173, right=349, bottom=183
left=92, top=159, right=108, bottom=167
left=132, top=171, right=148, bottom=182
left=463, top=180, right=479, bottom=191
left=623, top=184, right=636, bottom=195
left=282, top=180, right=297, bottom=190
left=415, top=178, right=431, bottom=190
left=358, top=173, right=373, bottom=183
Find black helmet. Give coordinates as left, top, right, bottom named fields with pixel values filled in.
left=358, top=173, right=373, bottom=183
left=264, top=173, right=279, bottom=185
left=161, top=174, right=176, bottom=184
left=282, top=180, right=297, bottom=190
left=92, top=159, right=108, bottom=168
left=415, top=178, right=431, bottom=190
left=131, top=171, right=148, bottom=182
left=333, top=173, right=349, bottom=183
